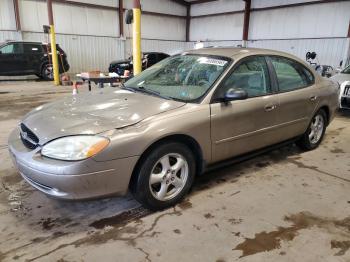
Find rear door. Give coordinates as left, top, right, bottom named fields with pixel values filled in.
left=268, top=56, right=318, bottom=140
left=210, top=56, right=280, bottom=162
left=0, top=43, right=24, bottom=74
left=23, top=43, right=44, bottom=73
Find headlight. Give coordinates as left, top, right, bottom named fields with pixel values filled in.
left=41, top=135, right=109, bottom=161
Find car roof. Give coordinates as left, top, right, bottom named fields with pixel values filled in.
left=3, top=41, right=48, bottom=45
left=186, top=47, right=311, bottom=68
left=187, top=47, right=297, bottom=59
left=144, top=52, right=169, bottom=55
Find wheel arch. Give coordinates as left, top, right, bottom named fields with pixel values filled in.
left=128, top=134, right=204, bottom=190
left=318, top=105, right=330, bottom=126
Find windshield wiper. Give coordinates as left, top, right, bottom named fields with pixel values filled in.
left=121, top=84, right=136, bottom=93
left=136, top=86, right=173, bottom=100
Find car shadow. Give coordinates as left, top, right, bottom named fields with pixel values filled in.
left=337, top=109, right=350, bottom=119
left=0, top=75, right=41, bottom=82
left=0, top=141, right=303, bottom=251
left=31, top=143, right=302, bottom=230
left=192, top=142, right=302, bottom=193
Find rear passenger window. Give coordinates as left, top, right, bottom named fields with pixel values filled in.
left=218, top=56, right=271, bottom=98
left=24, top=44, right=43, bottom=54
left=270, top=56, right=314, bottom=92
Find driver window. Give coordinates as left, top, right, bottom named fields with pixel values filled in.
left=218, top=56, right=271, bottom=98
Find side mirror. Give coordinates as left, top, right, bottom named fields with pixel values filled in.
left=222, top=88, right=248, bottom=102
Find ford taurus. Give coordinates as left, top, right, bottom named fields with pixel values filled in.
left=8, top=48, right=339, bottom=210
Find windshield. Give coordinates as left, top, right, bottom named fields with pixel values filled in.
left=124, top=54, right=230, bottom=102
left=342, top=64, right=350, bottom=74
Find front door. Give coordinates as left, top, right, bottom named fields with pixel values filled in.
left=210, top=56, right=280, bottom=162
left=0, top=43, right=25, bottom=75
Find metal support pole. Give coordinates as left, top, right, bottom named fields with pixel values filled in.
left=47, top=0, right=60, bottom=85
left=242, top=0, right=251, bottom=48
left=132, top=0, right=142, bottom=75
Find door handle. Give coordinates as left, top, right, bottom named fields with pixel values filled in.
left=309, top=96, right=317, bottom=101
left=264, top=104, right=277, bottom=112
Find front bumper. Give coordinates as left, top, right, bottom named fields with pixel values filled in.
left=339, top=81, right=350, bottom=109
left=8, top=127, right=139, bottom=200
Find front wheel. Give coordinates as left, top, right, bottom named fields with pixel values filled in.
left=296, top=109, right=327, bottom=150
left=41, top=64, right=54, bottom=81
left=131, top=142, right=196, bottom=210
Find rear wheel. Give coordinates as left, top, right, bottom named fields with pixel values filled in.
left=131, top=142, right=196, bottom=210
left=41, top=64, right=54, bottom=81
left=296, top=109, right=327, bottom=150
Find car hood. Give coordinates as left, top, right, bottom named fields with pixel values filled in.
left=331, top=73, right=350, bottom=84
left=22, top=88, right=185, bottom=144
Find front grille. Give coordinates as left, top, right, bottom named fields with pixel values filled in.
left=343, top=85, right=350, bottom=97
left=20, top=123, right=39, bottom=150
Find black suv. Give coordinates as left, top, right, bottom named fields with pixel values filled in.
left=109, top=52, right=169, bottom=76
left=0, top=41, right=70, bottom=80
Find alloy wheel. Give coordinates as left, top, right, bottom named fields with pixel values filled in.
left=44, top=65, right=54, bottom=80
left=149, top=153, right=189, bottom=201
left=309, top=114, right=324, bottom=144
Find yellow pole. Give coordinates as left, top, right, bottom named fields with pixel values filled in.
left=132, top=1, right=141, bottom=75
left=50, top=25, right=60, bottom=85
left=47, top=0, right=60, bottom=85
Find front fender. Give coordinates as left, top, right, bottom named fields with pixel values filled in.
left=93, top=104, right=212, bottom=163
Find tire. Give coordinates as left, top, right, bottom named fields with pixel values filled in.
left=41, top=64, right=54, bottom=81
left=131, top=142, right=196, bottom=211
left=296, top=109, right=327, bottom=150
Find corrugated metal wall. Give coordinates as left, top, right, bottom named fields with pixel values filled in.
left=125, top=39, right=191, bottom=57
left=190, top=0, right=350, bottom=67
left=19, top=0, right=120, bottom=37
left=0, top=0, right=188, bottom=73
left=0, top=0, right=16, bottom=31
left=1, top=0, right=350, bottom=72
left=22, top=32, right=125, bottom=73
left=0, top=31, right=22, bottom=42
left=247, top=38, right=347, bottom=67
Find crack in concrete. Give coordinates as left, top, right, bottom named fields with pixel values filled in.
left=136, top=247, right=151, bottom=262
left=25, top=207, right=182, bottom=261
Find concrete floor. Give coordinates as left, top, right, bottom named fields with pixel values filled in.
left=0, top=80, right=350, bottom=262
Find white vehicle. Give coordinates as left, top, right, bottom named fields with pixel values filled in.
left=331, top=64, right=350, bottom=109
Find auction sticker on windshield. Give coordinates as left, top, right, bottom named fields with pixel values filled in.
left=198, top=57, right=228, bottom=67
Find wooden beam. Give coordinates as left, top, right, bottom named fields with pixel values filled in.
left=13, top=0, right=21, bottom=31
left=142, top=11, right=186, bottom=19
left=37, top=0, right=187, bottom=19
left=250, top=0, right=350, bottom=12
left=186, top=5, right=191, bottom=41
left=190, top=0, right=219, bottom=4
left=242, top=0, right=251, bottom=42
left=191, top=10, right=243, bottom=19
left=170, top=0, right=190, bottom=6
left=191, top=0, right=349, bottom=19
left=119, top=0, right=124, bottom=37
